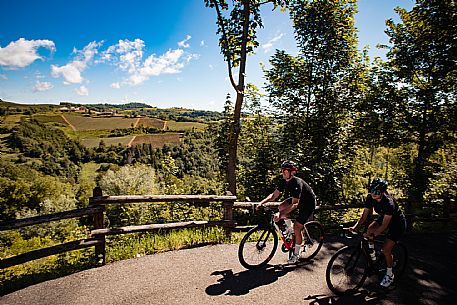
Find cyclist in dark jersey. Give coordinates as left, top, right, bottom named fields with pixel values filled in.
left=257, top=160, right=316, bottom=263
left=350, top=178, right=407, bottom=288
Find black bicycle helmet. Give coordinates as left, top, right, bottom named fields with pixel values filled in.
left=368, top=178, right=388, bottom=193
left=280, top=160, right=298, bottom=171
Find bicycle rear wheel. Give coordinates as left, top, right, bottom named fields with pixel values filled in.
left=301, top=221, right=324, bottom=260
left=238, top=226, right=278, bottom=269
left=326, top=245, right=369, bottom=295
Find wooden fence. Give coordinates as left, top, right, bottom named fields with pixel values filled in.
left=0, top=187, right=453, bottom=269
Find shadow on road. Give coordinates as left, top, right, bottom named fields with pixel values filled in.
left=206, top=261, right=313, bottom=296
left=311, top=232, right=457, bottom=305
left=304, top=291, right=381, bottom=305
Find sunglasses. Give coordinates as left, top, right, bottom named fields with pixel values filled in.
left=370, top=189, right=381, bottom=196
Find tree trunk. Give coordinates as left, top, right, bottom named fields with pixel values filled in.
left=226, top=1, right=250, bottom=196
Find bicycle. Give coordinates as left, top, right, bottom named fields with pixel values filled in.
left=325, top=227, right=408, bottom=295
left=238, top=205, right=324, bottom=269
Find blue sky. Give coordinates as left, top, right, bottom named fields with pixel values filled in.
left=0, top=0, right=413, bottom=111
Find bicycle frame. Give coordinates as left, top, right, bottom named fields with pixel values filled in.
left=266, top=207, right=315, bottom=253
left=270, top=215, right=295, bottom=251
left=239, top=205, right=324, bottom=269
left=342, top=230, right=387, bottom=274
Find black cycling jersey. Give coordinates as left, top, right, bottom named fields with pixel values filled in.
left=364, top=192, right=405, bottom=224
left=276, top=175, right=316, bottom=210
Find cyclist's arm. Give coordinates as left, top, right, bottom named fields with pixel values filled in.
left=351, top=207, right=372, bottom=230
left=374, top=214, right=392, bottom=236
left=258, top=189, right=281, bottom=207
left=285, top=197, right=299, bottom=213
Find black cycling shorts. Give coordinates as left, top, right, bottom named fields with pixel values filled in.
left=286, top=197, right=316, bottom=225
left=376, top=216, right=407, bottom=242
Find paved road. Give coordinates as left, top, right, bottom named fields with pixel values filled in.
left=1, top=232, right=456, bottom=305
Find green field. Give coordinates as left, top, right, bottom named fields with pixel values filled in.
left=80, top=136, right=133, bottom=148
left=130, top=133, right=182, bottom=147
left=0, top=114, right=25, bottom=128
left=32, top=114, right=67, bottom=125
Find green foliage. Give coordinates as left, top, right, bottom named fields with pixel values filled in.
left=382, top=0, right=457, bottom=204
left=7, top=120, right=86, bottom=178
left=265, top=0, right=362, bottom=204
left=0, top=1, right=456, bottom=294
left=237, top=85, right=280, bottom=200
left=0, top=163, right=75, bottom=221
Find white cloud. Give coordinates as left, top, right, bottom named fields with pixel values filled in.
left=178, top=35, right=192, bottom=48
left=102, top=39, right=196, bottom=87
left=51, top=41, right=102, bottom=84
left=262, top=33, right=284, bottom=53
left=33, top=80, right=53, bottom=92
left=0, top=74, right=7, bottom=80
left=200, top=40, right=205, bottom=47
left=0, top=38, right=55, bottom=69
left=51, top=64, right=83, bottom=84
left=75, top=85, right=89, bottom=96
left=110, top=82, right=121, bottom=89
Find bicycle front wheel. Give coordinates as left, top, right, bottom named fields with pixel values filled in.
left=238, top=226, right=278, bottom=269
left=301, top=221, right=324, bottom=260
left=326, top=245, right=369, bottom=295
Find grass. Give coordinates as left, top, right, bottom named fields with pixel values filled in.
left=32, top=114, right=67, bottom=125
left=106, top=227, right=229, bottom=262
left=80, top=136, right=134, bottom=148
left=0, top=114, right=24, bottom=128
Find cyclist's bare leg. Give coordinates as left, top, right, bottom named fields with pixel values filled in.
left=382, top=239, right=395, bottom=268
left=273, top=200, right=293, bottom=222
left=366, top=221, right=380, bottom=237
left=294, top=221, right=304, bottom=245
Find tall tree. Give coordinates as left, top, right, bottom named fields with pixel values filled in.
left=265, top=0, right=362, bottom=203
left=383, top=0, right=457, bottom=206
left=205, top=0, right=289, bottom=195
left=237, top=84, right=279, bottom=200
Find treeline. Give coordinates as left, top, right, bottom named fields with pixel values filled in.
left=216, top=0, right=456, bottom=215
left=126, top=108, right=222, bottom=122
left=0, top=100, right=56, bottom=115
left=67, top=102, right=153, bottom=110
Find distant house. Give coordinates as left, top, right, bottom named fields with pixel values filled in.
left=73, top=106, right=87, bottom=112
left=59, top=106, right=87, bottom=112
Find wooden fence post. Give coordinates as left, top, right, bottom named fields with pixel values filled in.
left=90, top=187, right=106, bottom=264
left=223, top=192, right=234, bottom=240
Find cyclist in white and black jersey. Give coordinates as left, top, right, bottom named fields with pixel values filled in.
left=350, top=178, right=407, bottom=288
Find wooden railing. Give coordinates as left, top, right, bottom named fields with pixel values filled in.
left=1, top=187, right=453, bottom=269
left=0, top=188, right=237, bottom=269
left=0, top=206, right=105, bottom=269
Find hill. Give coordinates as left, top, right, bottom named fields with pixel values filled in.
left=0, top=99, right=218, bottom=149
